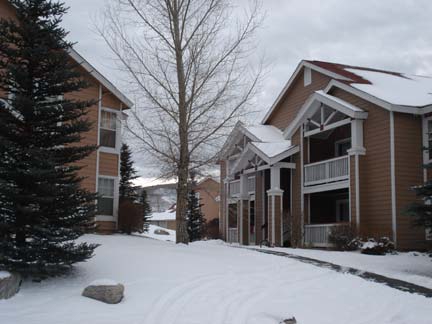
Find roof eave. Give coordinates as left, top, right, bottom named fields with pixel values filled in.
left=68, top=49, right=133, bottom=109
left=261, top=60, right=353, bottom=124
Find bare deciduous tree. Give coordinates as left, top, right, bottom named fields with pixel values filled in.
left=98, top=0, right=263, bottom=244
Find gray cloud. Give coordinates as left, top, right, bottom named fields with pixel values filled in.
left=62, top=0, right=432, bottom=182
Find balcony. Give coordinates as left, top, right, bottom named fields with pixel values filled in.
left=304, top=155, right=349, bottom=187
left=304, top=223, right=348, bottom=247
left=229, top=176, right=255, bottom=198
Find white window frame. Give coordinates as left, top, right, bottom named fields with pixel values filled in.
left=334, top=138, right=351, bottom=157
left=99, top=107, right=121, bottom=154
left=96, top=175, right=119, bottom=221
left=423, top=116, right=432, bottom=164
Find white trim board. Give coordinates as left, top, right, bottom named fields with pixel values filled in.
left=284, top=90, right=367, bottom=139
left=303, top=180, right=350, bottom=194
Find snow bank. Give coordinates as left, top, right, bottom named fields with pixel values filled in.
left=270, top=246, right=432, bottom=289
left=88, top=279, right=119, bottom=286
left=150, top=210, right=176, bottom=221
left=1, top=236, right=431, bottom=324
left=139, top=224, right=176, bottom=242
left=0, top=271, right=11, bottom=280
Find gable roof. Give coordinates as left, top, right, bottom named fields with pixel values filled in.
left=69, top=50, right=133, bottom=109
left=3, top=0, right=132, bottom=109
left=262, top=60, right=432, bottom=123
left=220, top=121, right=286, bottom=158
left=284, top=90, right=368, bottom=138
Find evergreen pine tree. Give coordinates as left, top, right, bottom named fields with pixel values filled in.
left=186, top=177, right=205, bottom=242
left=119, top=143, right=138, bottom=200
left=140, top=190, right=152, bottom=233
left=0, top=0, right=98, bottom=278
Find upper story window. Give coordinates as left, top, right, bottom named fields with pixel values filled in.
left=100, top=110, right=117, bottom=148
left=98, top=177, right=115, bottom=216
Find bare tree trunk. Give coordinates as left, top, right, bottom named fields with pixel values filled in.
left=172, top=0, right=190, bottom=244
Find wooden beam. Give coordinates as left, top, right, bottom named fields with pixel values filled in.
left=304, top=118, right=351, bottom=137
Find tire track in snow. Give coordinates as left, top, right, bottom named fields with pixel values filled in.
left=142, top=273, right=228, bottom=324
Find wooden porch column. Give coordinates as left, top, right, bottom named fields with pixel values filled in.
left=238, top=174, right=249, bottom=245
left=267, top=166, right=284, bottom=247
left=255, top=171, right=264, bottom=244
left=348, top=119, right=366, bottom=235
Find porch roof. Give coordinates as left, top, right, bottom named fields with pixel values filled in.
left=220, top=121, right=285, bottom=159
left=284, top=90, right=368, bottom=138
left=230, top=140, right=298, bottom=175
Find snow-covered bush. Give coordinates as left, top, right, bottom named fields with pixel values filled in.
left=361, top=237, right=395, bottom=255
left=328, top=224, right=359, bottom=251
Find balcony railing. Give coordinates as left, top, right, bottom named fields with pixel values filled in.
left=304, top=155, right=349, bottom=186
left=304, top=223, right=347, bottom=247
left=227, top=228, right=238, bottom=243
left=229, top=180, right=240, bottom=197
left=229, top=177, right=256, bottom=197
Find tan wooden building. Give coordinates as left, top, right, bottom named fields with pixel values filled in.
left=195, top=177, right=220, bottom=224
left=0, top=0, right=133, bottom=234
left=219, top=60, right=432, bottom=250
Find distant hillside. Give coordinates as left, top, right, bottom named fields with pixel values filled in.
left=138, top=183, right=177, bottom=213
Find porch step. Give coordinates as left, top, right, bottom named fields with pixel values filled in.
left=235, top=246, right=432, bottom=299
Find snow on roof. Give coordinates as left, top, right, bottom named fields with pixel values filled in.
left=252, top=141, right=294, bottom=158
left=344, top=68, right=432, bottom=107
left=244, top=124, right=285, bottom=142
left=308, top=60, right=432, bottom=107
left=150, top=210, right=176, bottom=221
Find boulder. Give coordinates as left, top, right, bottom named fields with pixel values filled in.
left=0, top=271, right=22, bottom=300
left=281, top=318, right=297, bottom=324
left=82, top=280, right=124, bottom=304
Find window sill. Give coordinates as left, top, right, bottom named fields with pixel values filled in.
left=99, top=146, right=119, bottom=154
left=96, top=215, right=116, bottom=222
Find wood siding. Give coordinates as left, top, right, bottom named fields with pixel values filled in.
left=195, top=178, right=220, bottom=223
left=99, top=152, right=119, bottom=177
left=394, top=113, right=427, bottom=249
left=266, top=70, right=331, bottom=129
left=329, top=88, right=393, bottom=240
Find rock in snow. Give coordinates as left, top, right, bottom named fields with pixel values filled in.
left=281, top=317, right=297, bottom=324
left=82, top=280, right=124, bottom=304
left=0, top=271, right=22, bottom=300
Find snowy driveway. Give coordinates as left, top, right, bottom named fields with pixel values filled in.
left=1, top=235, right=431, bottom=324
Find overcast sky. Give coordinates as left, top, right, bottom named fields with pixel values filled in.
left=62, top=0, right=432, bottom=185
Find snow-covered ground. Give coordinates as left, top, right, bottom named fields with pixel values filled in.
left=267, top=246, right=432, bottom=289
left=1, top=235, right=432, bottom=324
left=139, top=224, right=176, bottom=242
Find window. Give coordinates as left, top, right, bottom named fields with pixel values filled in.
left=336, top=199, right=349, bottom=222
left=100, top=110, right=117, bottom=148
left=335, top=138, right=351, bottom=157
left=98, top=177, right=115, bottom=216
left=427, top=120, right=432, bottom=160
